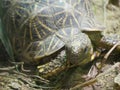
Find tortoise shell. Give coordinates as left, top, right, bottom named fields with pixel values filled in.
left=1, top=0, right=101, bottom=63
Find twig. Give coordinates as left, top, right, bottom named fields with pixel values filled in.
left=70, top=78, right=97, bottom=90
left=8, top=60, right=31, bottom=72
left=13, top=71, right=49, bottom=84
left=103, top=41, right=120, bottom=62
left=21, top=62, right=31, bottom=72
left=18, top=77, right=53, bottom=89
left=101, top=41, right=120, bottom=68
left=97, top=41, right=120, bottom=74
left=29, top=75, right=49, bottom=84
left=0, top=66, right=15, bottom=71
left=0, top=61, right=31, bottom=72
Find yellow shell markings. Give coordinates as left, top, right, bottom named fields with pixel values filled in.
left=45, top=35, right=55, bottom=55
left=3, top=4, right=23, bottom=33
left=33, top=3, right=53, bottom=18
left=18, top=2, right=56, bottom=41
left=84, top=0, right=91, bottom=16
left=3, top=0, right=16, bottom=19
left=70, top=19, right=74, bottom=36
left=71, top=12, right=81, bottom=28
left=29, top=3, right=45, bottom=40
left=51, top=39, right=61, bottom=50
left=56, top=30, right=66, bottom=40
left=24, top=41, right=43, bottom=60
left=37, top=17, right=55, bottom=33
left=3, top=0, right=44, bottom=24
left=44, top=35, right=63, bottom=56
left=6, top=3, right=34, bottom=42
left=52, top=0, right=82, bottom=28
left=32, top=35, right=64, bottom=60
left=29, top=19, right=33, bottom=40
left=19, top=6, right=37, bottom=30
left=81, top=0, right=101, bottom=30
left=11, top=12, right=17, bottom=31
left=23, top=42, right=33, bottom=54
left=15, top=5, right=31, bottom=26
left=28, top=16, right=52, bottom=41
left=34, top=41, right=44, bottom=58
left=36, top=41, right=45, bottom=59
left=33, top=21, right=42, bottom=39
left=57, top=18, right=75, bottom=38
left=21, top=41, right=43, bottom=61
left=34, top=6, right=55, bottom=31
left=55, top=16, right=63, bottom=25
left=62, top=13, right=68, bottom=28
left=23, top=28, right=27, bottom=47
left=56, top=27, right=79, bottom=44
left=12, top=37, right=16, bottom=54
left=61, top=28, right=68, bottom=36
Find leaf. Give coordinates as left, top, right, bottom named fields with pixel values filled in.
left=0, top=18, right=14, bottom=60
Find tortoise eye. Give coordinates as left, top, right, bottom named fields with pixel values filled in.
left=84, top=47, right=89, bottom=54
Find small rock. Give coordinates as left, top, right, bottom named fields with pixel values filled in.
left=114, top=73, right=120, bottom=86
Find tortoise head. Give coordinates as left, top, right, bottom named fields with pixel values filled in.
left=66, top=33, right=93, bottom=65
left=56, top=28, right=93, bottom=65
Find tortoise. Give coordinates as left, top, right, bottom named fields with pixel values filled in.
left=0, top=0, right=104, bottom=77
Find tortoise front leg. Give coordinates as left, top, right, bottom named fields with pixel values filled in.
left=37, top=51, right=67, bottom=78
